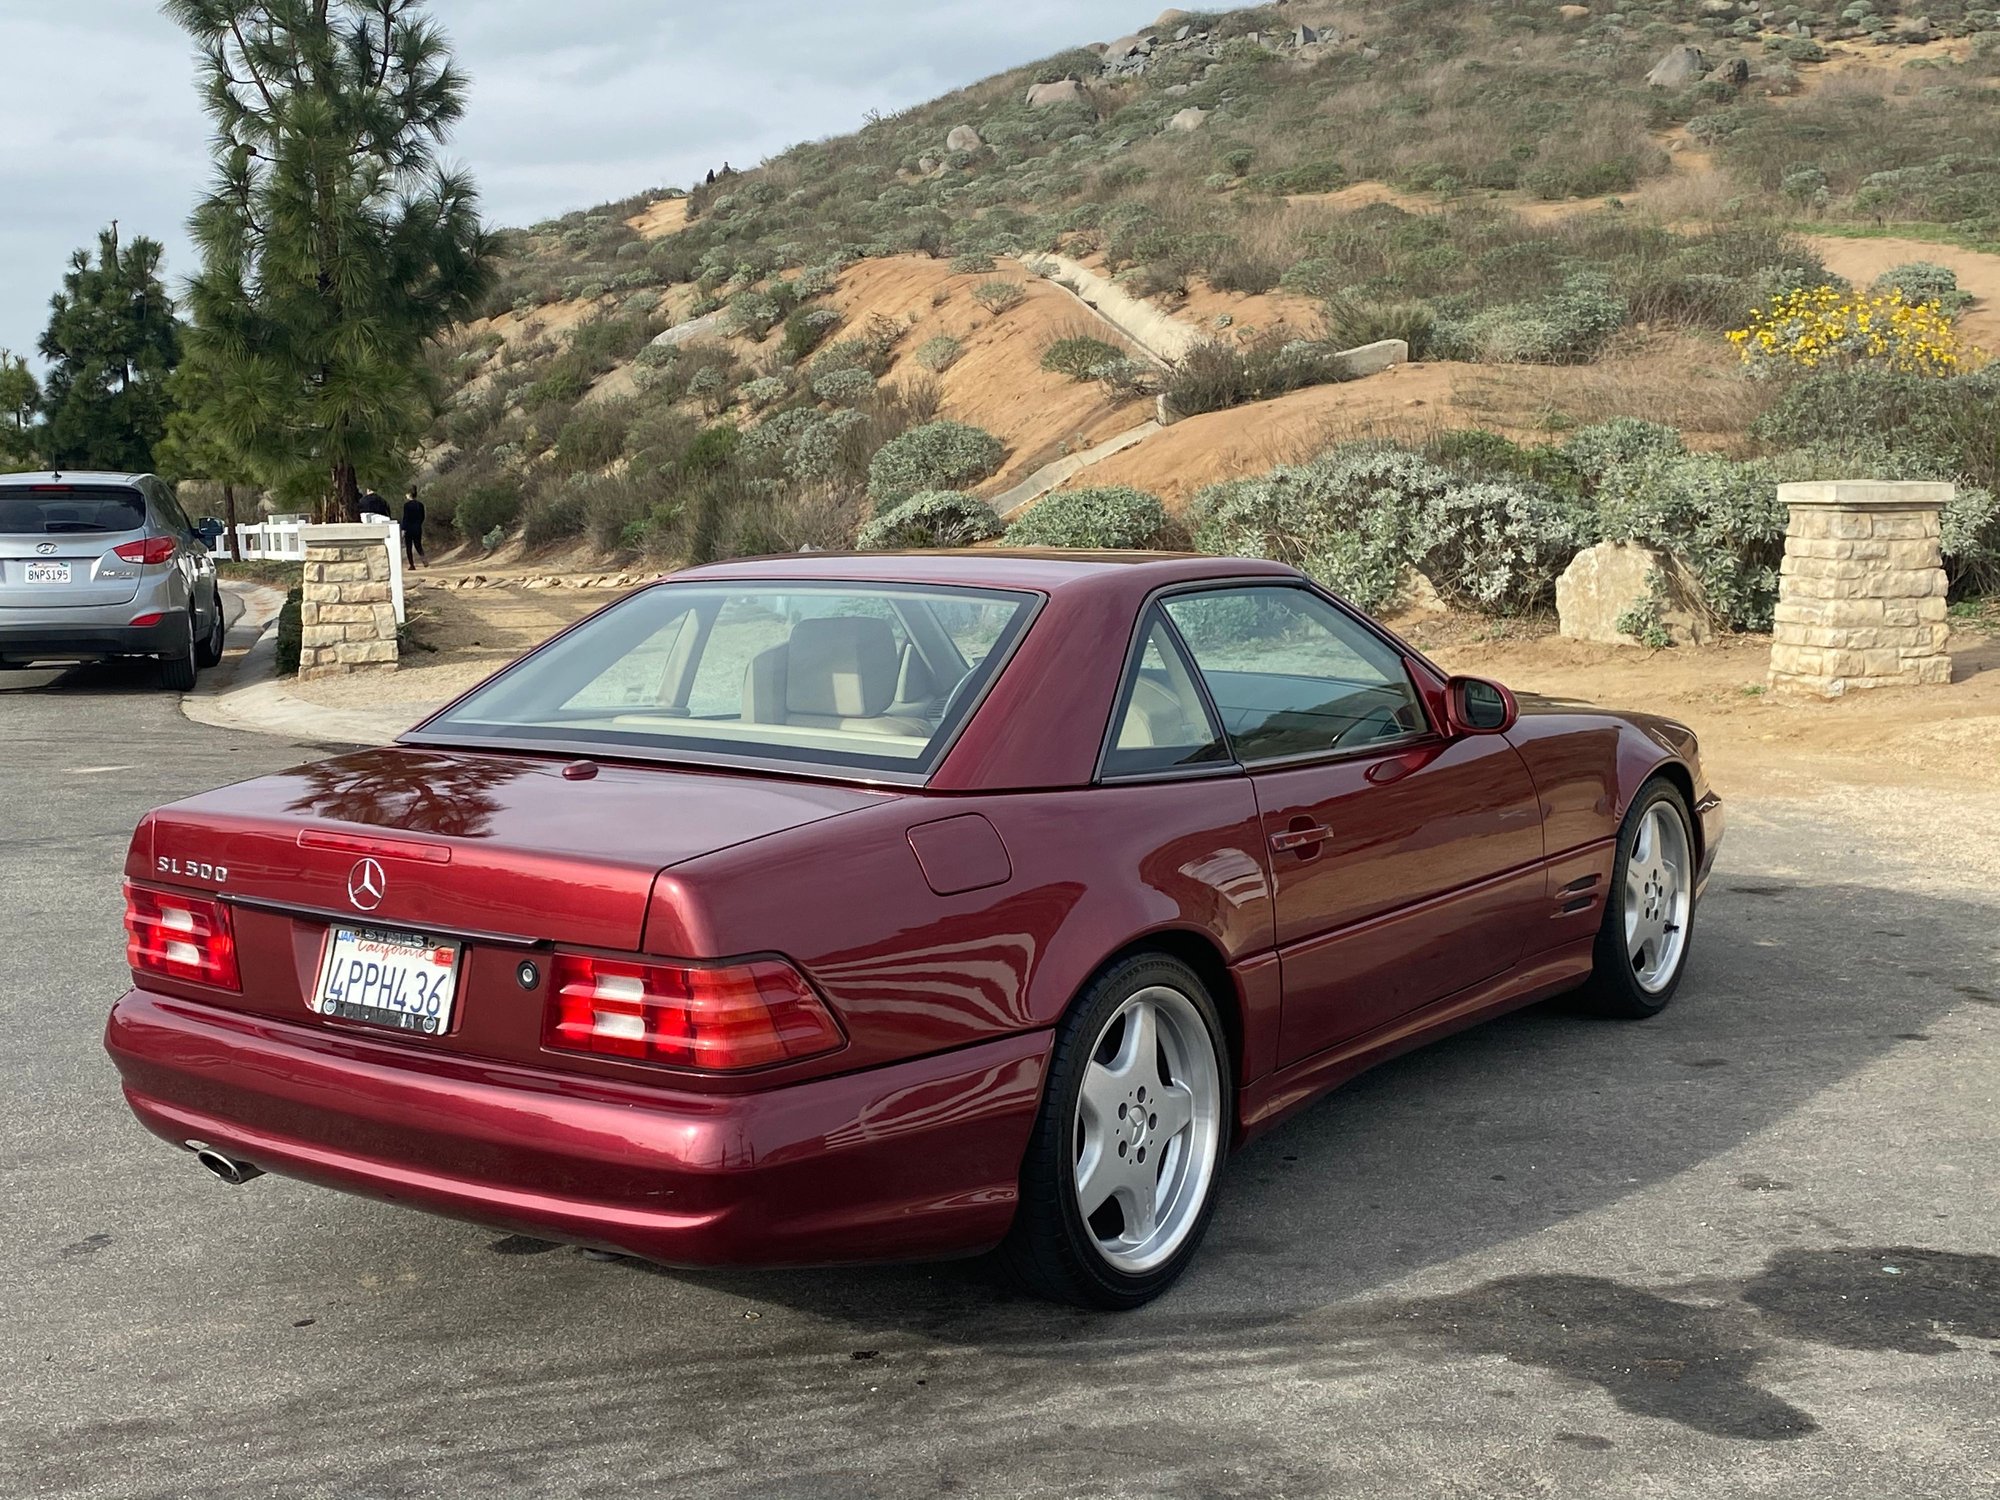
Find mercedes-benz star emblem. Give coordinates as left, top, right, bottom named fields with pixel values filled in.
left=347, top=858, right=387, bottom=912
left=35, top=542, right=57, bottom=555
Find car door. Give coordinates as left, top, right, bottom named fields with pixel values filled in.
left=149, top=482, right=211, bottom=625
left=1158, top=585, right=1546, bottom=1065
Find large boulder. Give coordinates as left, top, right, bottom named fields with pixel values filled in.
left=1558, top=4, right=1592, bottom=20
left=1165, top=107, right=1210, bottom=133
left=1026, top=78, right=1086, bottom=108
left=1557, top=542, right=1712, bottom=647
left=1645, top=45, right=1708, bottom=88
left=945, top=124, right=982, bottom=153
left=1707, top=57, right=1751, bottom=86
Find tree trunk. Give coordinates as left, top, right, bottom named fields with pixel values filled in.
left=222, top=483, right=240, bottom=558
left=331, top=461, right=360, bottom=524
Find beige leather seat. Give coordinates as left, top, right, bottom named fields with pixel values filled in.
left=1115, top=676, right=1204, bottom=750
left=743, top=616, right=933, bottom=738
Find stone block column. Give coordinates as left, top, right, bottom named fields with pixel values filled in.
left=1767, top=481, right=1953, bottom=698
left=298, top=525, right=400, bottom=679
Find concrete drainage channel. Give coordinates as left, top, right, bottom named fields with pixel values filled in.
left=990, top=253, right=1410, bottom=521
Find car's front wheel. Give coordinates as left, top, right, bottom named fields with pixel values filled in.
left=1004, top=953, right=1230, bottom=1308
left=1583, top=777, right=1697, bottom=1018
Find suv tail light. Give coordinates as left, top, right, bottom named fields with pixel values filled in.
left=113, top=537, right=178, bottom=565
left=546, top=953, right=844, bottom=1072
left=125, top=882, right=240, bottom=990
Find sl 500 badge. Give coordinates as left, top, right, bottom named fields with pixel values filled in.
left=158, top=856, right=229, bottom=883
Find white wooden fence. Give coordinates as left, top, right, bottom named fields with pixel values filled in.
left=230, top=514, right=404, bottom=625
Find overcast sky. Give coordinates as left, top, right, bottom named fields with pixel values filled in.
left=1, top=0, right=1154, bottom=366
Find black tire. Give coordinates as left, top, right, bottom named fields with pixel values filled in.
left=1002, top=952, right=1232, bottom=1309
left=1581, top=777, right=1698, bottom=1019
left=160, top=609, right=199, bottom=691
left=194, top=593, right=226, bottom=668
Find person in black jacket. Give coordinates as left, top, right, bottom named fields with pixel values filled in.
left=401, top=489, right=427, bottom=568
left=358, top=489, right=391, bottom=519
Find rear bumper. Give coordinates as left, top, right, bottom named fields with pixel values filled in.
left=0, top=614, right=188, bottom=661
left=105, top=987, right=1050, bottom=1267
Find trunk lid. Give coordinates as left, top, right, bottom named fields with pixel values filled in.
left=142, top=747, right=888, bottom=950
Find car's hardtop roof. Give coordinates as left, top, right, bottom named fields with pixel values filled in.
left=0, top=470, right=152, bottom=488
left=668, top=550, right=1301, bottom=595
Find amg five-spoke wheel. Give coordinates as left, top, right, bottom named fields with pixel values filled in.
left=1007, top=954, right=1230, bottom=1307
left=1586, top=778, right=1699, bottom=1017
left=1073, top=985, right=1222, bottom=1274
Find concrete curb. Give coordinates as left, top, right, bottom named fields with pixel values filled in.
left=990, top=421, right=1163, bottom=520
left=182, top=582, right=422, bottom=746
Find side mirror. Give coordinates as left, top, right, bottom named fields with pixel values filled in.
left=1445, top=676, right=1517, bottom=736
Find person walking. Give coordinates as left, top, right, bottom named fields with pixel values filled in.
left=358, top=488, right=391, bottom=519
left=401, top=488, right=427, bottom=568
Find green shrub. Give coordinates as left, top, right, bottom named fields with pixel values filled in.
left=1040, top=333, right=1127, bottom=381
left=1561, top=419, right=1688, bottom=484
left=522, top=483, right=589, bottom=548
left=1190, top=445, right=1592, bottom=613
left=972, top=280, right=1028, bottom=315
left=454, top=481, right=522, bottom=547
left=553, top=401, right=634, bottom=476
left=867, top=420, right=1006, bottom=506
left=1436, top=274, right=1628, bottom=364
left=1943, top=486, right=2000, bottom=598
left=949, top=253, right=995, bottom=274
left=1164, top=333, right=1355, bottom=418
left=1753, top=369, right=2000, bottom=494
left=1595, top=451, right=1789, bottom=630
left=1322, top=295, right=1437, bottom=359
left=916, top=334, right=966, bottom=371
left=274, top=587, right=303, bottom=676
left=857, top=491, right=1004, bottom=550
left=782, top=306, right=842, bottom=363
left=1870, top=262, right=1974, bottom=317
left=739, top=375, right=789, bottom=408
left=811, top=366, right=877, bottom=404
left=681, top=423, right=742, bottom=478
left=1004, top=487, right=1169, bottom=550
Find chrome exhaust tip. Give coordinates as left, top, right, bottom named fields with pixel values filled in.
left=189, top=1143, right=264, bottom=1185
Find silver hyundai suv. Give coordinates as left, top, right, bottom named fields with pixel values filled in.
left=0, top=471, right=225, bottom=690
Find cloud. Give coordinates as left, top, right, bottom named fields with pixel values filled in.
left=0, top=0, right=1152, bottom=364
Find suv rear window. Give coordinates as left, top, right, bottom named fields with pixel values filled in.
left=0, top=487, right=149, bottom=535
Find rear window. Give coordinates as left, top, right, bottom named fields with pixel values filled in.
left=0, top=487, right=148, bottom=535
left=412, top=581, right=1039, bottom=778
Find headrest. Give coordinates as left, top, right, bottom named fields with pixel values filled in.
left=786, top=616, right=898, bottom=719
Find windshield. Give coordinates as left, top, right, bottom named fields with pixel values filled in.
left=414, top=580, right=1039, bottom=777
left=0, top=487, right=148, bottom=535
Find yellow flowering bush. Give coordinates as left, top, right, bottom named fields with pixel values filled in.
left=1728, top=285, right=1977, bottom=377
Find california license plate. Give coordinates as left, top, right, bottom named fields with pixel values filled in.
left=313, top=926, right=462, bottom=1035
left=25, top=562, right=71, bottom=584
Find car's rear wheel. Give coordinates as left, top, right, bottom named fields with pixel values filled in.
left=1582, top=778, right=1696, bottom=1018
left=194, top=594, right=226, bottom=668
left=1003, top=953, right=1230, bottom=1309
left=160, top=609, right=199, bottom=691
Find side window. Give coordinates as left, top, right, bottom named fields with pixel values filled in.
left=152, top=486, right=194, bottom=536
left=1162, top=588, right=1429, bottom=764
left=1101, top=610, right=1229, bottom=777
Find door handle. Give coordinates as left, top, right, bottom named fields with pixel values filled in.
left=1270, top=823, right=1330, bottom=854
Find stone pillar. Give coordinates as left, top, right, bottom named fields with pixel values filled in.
left=298, top=525, right=400, bottom=679
left=1767, top=481, right=1953, bottom=698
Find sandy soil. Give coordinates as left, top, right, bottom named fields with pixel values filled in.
left=1076, top=333, right=1752, bottom=506
left=821, top=255, right=1157, bottom=492
left=626, top=197, right=691, bottom=239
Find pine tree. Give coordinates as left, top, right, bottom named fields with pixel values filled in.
left=0, top=351, right=39, bottom=472
left=167, top=0, right=497, bottom=520
left=35, top=225, right=182, bottom=472
left=156, top=349, right=259, bottom=546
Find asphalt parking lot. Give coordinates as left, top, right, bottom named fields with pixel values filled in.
left=2, top=673, right=1995, bottom=1499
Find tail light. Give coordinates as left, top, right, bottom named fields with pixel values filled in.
left=125, top=882, right=240, bottom=990
left=546, top=953, right=844, bottom=1072
left=113, top=537, right=177, bottom=565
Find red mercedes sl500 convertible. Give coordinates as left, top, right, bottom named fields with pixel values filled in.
left=107, top=552, right=1721, bottom=1307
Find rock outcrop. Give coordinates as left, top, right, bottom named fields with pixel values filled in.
left=1645, top=45, right=1708, bottom=89
left=1557, top=542, right=1711, bottom=647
